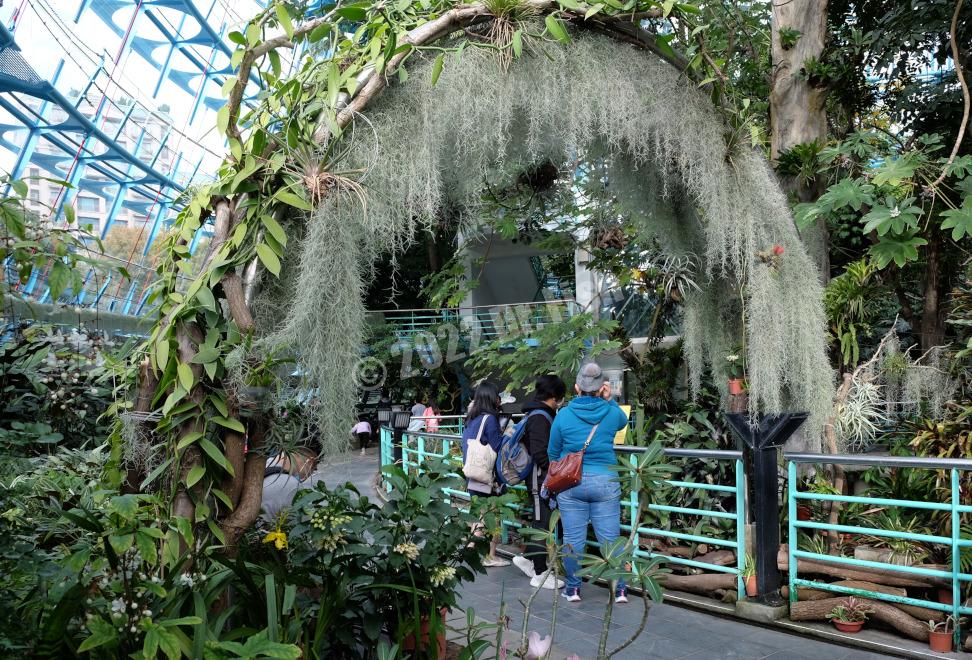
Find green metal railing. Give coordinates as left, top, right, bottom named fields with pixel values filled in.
left=786, top=453, right=972, bottom=647
left=380, top=427, right=748, bottom=599
left=373, top=300, right=579, bottom=342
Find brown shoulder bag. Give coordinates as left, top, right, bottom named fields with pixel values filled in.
left=544, top=424, right=599, bottom=495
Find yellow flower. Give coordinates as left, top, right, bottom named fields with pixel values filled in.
left=263, top=530, right=288, bottom=550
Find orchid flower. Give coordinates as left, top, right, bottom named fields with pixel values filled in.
left=526, top=631, right=552, bottom=660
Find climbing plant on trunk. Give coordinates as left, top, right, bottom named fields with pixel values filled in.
left=117, top=0, right=834, bottom=554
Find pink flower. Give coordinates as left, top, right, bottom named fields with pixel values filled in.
left=773, top=244, right=785, bottom=256
left=565, top=655, right=581, bottom=660
left=526, top=631, right=552, bottom=659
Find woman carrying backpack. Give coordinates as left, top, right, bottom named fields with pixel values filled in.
left=548, top=362, right=629, bottom=603
left=460, top=381, right=510, bottom=567
left=511, top=375, right=567, bottom=589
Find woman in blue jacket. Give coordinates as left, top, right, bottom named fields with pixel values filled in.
left=548, top=362, right=629, bottom=603
left=461, top=381, right=510, bottom=567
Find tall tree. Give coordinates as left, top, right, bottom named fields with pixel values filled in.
left=770, top=1, right=830, bottom=277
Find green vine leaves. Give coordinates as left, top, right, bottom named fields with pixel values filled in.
left=793, top=134, right=972, bottom=269
left=0, top=173, right=129, bottom=306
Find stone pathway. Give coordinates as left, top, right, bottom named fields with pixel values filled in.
left=459, top=562, right=896, bottom=659
left=315, top=452, right=898, bottom=659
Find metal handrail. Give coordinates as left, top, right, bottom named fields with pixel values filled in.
left=400, top=430, right=742, bottom=462
left=786, top=455, right=972, bottom=647
left=372, top=299, right=577, bottom=314
left=382, top=427, right=748, bottom=599
left=786, top=451, right=972, bottom=471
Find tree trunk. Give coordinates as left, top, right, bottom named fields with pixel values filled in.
left=425, top=231, right=441, bottom=272
left=778, top=545, right=947, bottom=588
left=122, top=358, right=159, bottom=493
left=920, top=233, right=946, bottom=350
left=770, top=0, right=830, bottom=278
left=171, top=322, right=207, bottom=547
left=657, top=572, right=738, bottom=596
left=790, top=597, right=930, bottom=641
left=822, top=372, right=851, bottom=553
left=220, top=420, right=267, bottom=552
left=782, top=581, right=945, bottom=622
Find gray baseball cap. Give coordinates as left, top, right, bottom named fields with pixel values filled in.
left=576, top=362, right=605, bottom=393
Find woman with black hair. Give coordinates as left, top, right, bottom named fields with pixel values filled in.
left=511, top=374, right=567, bottom=589
left=460, top=381, right=509, bottom=567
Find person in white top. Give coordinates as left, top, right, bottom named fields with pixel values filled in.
left=352, top=417, right=372, bottom=455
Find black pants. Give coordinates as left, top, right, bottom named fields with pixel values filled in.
left=355, top=432, right=369, bottom=450
left=525, top=490, right=558, bottom=574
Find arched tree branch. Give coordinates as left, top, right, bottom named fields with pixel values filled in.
left=930, top=0, right=969, bottom=190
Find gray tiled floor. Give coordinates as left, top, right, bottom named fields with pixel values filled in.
left=460, top=563, right=896, bottom=659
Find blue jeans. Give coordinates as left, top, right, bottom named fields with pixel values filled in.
left=558, top=473, right=625, bottom=591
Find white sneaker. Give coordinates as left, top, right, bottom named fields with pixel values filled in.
left=483, top=556, right=511, bottom=568
left=512, top=555, right=536, bottom=578
left=530, top=570, right=565, bottom=590
left=360, top=449, right=366, bottom=456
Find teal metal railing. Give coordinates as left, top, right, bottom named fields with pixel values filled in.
left=372, top=300, right=579, bottom=342
left=380, top=428, right=748, bottom=600
left=786, top=453, right=972, bottom=647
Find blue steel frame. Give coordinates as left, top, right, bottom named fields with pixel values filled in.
left=79, top=0, right=263, bottom=118
left=0, top=0, right=271, bottom=314
left=787, top=453, right=972, bottom=648
left=382, top=427, right=748, bottom=600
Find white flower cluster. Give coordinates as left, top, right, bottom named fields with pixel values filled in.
left=430, top=566, right=456, bottom=587
left=176, top=572, right=208, bottom=588
left=89, top=595, right=154, bottom=634
left=393, top=541, right=420, bottom=561
left=309, top=509, right=352, bottom=531
left=309, top=509, right=351, bottom=551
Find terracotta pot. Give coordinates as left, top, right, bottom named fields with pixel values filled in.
left=728, top=379, right=744, bottom=395
left=745, top=575, right=758, bottom=597
left=929, top=629, right=953, bottom=652
left=938, top=588, right=954, bottom=605
left=796, top=504, right=812, bottom=521
left=402, top=607, right=448, bottom=658
left=832, top=619, right=864, bottom=633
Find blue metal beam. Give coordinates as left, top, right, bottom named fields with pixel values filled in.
left=0, top=24, right=183, bottom=192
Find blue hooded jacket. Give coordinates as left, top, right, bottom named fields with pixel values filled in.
left=548, top=397, right=627, bottom=475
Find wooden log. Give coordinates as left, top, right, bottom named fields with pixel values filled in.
left=777, top=545, right=945, bottom=588
left=694, top=550, right=735, bottom=567
left=666, top=544, right=712, bottom=559
left=782, top=582, right=944, bottom=622
left=658, top=572, right=737, bottom=597
left=783, top=581, right=905, bottom=601
left=790, top=597, right=929, bottom=642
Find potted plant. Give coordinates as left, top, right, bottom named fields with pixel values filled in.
left=928, top=616, right=957, bottom=652
left=827, top=597, right=873, bottom=633
left=742, top=553, right=757, bottom=597
left=726, top=352, right=746, bottom=395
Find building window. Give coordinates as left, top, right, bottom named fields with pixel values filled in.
left=28, top=167, right=40, bottom=179
left=29, top=188, right=40, bottom=202
left=77, top=196, right=100, bottom=212
left=78, top=216, right=100, bottom=231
